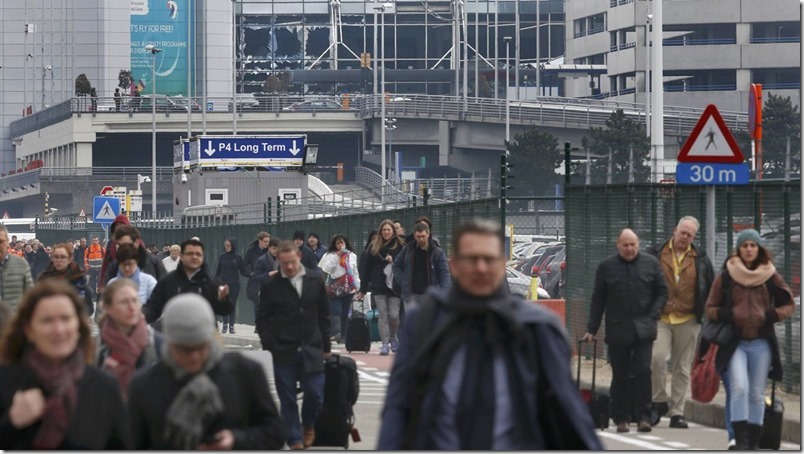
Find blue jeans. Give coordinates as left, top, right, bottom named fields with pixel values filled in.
left=223, top=283, right=240, bottom=326
left=722, top=370, right=733, bottom=440
left=273, top=352, right=326, bottom=446
left=329, top=294, right=353, bottom=338
left=727, top=339, right=771, bottom=425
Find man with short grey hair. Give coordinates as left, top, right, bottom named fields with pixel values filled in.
left=646, top=216, right=714, bottom=428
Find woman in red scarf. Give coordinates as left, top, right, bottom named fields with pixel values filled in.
left=37, top=243, right=92, bottom=317
left=0, top=280, right=131, bottom=449
left=96, top=278, right=163, bottom=399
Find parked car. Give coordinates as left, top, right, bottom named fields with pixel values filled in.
left=538, top=244, right=566, bottom=298
left=526, top=243, right=564, bottom=278
left=138, top=95, right=200, bottom=112
left=283, top=99, right=344, bottom=111
left=506, top=267, right=550, bottom=299
left=228, top=93, right=260, bottom=111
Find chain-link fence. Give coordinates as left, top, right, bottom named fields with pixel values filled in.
left=564, top=180, right=801, bottom=393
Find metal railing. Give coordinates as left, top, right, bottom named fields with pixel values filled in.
left=664, top=84, right=737, bottom=92
left=750, top=36, right=801, bottom=44
left=663, top=38, right=737, bottom=46
left=11, top=94, right=751, bottom=142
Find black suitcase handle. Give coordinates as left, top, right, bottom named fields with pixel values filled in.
left=577, top=339, right=597, bottom=395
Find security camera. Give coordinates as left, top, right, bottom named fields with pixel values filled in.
left=44, top=65, right=52, bottom=71
left=181, top=174, right=188, bottom=183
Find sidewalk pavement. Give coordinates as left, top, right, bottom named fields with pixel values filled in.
left=220, top=323, right=800, bottom=445
left=574, top=356, right=801, bottom=444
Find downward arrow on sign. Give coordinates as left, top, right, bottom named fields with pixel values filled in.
left=289, top=140, right=300, bottom=156
left=204, top=141, right=216, bottom=157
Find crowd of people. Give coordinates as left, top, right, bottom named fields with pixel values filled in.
left=0, top=212, right=795, bottom=450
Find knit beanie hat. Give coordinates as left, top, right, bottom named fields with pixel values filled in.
left=735, top=229, right=762, bottom=249
left=163, top=293, right=215, bottom=345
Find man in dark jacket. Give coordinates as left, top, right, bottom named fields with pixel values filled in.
left=129, top=293, right=285, bottom=449
left=307, top=232, right=326, bottom=261
left=244, top=231, right=270, bottom=273
left=583, top=228, right=668, bottom=433
left=646, top=216, right=714, bottom=428
left=256, top=241, right=330, bottom=450
left=392, top=222, right=450, bottom=313
left=100, top=214, right=131, bottom=289
left=143, top=238, right=233, bottom=326
left=30, top=239, right=50, bottom=281
left=378, top=219, right=601, bottom=450
left=293, top=231, right=321, bottom=271
left=104, top=225, right=167, bottom=284
left=73, top=238, right=87, bottom=267
left=215, top=237, right=250, bottom=334
left=247, top=238, right=279, bottom=304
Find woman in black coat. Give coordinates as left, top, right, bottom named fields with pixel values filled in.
left=37, top=243, right=93, bottom=317
left=0, top=280, right=131, bottom=449
left=356, top=220, right=404, bottom=355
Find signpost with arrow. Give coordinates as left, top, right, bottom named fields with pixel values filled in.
left=190, top=135, right=308, bottom=168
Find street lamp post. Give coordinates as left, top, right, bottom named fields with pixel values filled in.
left=145, top=44, right=162, bottom=214
left=504, top=36, right=511, bottom=143
left=374, top=2, right=392, bottom=207
left=137, top=174, right=151, bottom=192
left=232, top=0, right=238, bottom=136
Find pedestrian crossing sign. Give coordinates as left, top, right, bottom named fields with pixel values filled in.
left=93, top=196, right=120, bottom=224
left=677, top=104, right=744, bottom=164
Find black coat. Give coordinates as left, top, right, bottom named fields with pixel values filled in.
left=128, top=353, right=285, bottom=449
left=0, top=364, right=131, bottom=449
left=143, top=262, right=234, bottom=324
left=244, top=240, right=267, bottom=274
left=256, top=268, right=331, bottom=372
left=358, top=238, right=404, bottom=296
left=246, top=253, right=276, bottom=301
left=73, top=245, right=87, bottom=268
left=216, top=238, right=250, bottom=286
left=588, top=252, right=668, bottom=346
left=31, top=248, right=50, bottom=281
left=300, top=244, right=320, bottom=270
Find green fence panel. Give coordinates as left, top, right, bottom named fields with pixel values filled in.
left=565, top=180, right=801, bottom=393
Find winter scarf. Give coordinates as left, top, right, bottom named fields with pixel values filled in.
left=100, top=316, right=149, bottom=399
left=339, top=250, right=360, bottom=292
left=39, top=261, right=86, bottom=283
left=726, top=256, right=776, bottom=287
left=161, top=341, right=225, bottom=449
left=22, top=347, right=86, bottom=449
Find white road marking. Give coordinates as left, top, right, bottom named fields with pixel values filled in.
left=375, top=371, right=390, bottom=377
left=356, top=401, right=385, bottom=404
left=355, top=361, right=366, bottom=366
left=662, top=441, right=690, bottom=448
left=357, top=369, right=389, bottom=384
left=597, top=432, right=673, bottom=450
left=637, top=435, right=662, bottom=440
left=361, top=367, right=379, bottom=371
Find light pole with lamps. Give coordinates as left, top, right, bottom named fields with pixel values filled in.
left=145, top=44, right=162, bottom=214
left=41, top=65, right=51, bottom=110
left=504, top=36, right=511, bottom=143
left=137, top=174, right=151, bottom=192
left=373, top=2, right=393, bottom=206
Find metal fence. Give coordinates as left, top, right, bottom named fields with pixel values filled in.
left=564, top=180, right=801, bottom=393
left=35, top=197, right=501, bottom=325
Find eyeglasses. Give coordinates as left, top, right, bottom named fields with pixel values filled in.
left=51, top=255, right=70, bottom=260
left=454, top=255, right=503, bottom=266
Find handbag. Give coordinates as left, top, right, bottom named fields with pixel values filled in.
left=691, top=343, right=720, bottom=403
left=326, top=273, right=353, bottom=298
left=700, top=319, right=734, bottom=347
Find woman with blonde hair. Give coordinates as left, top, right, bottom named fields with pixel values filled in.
left=357, top=219, right=404, bottom=355
left=0, top=280, right=131, bottom=448
left=96, top=278, right=163, bottom=399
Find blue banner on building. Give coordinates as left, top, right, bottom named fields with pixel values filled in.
left=130, top=0, right=193, bottom=96
left=192, top=136, right=308, bottom=168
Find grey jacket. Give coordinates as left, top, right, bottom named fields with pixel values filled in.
left=588, top=252, right=668, bottom=346
left=1, top=254, right=34, bottom=312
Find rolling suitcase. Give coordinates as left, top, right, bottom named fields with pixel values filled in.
left=577, top=339, right=610, bottom=430
left=759, top=380, right=784, bottom=450
left=345, top=298, right=371, bottom=353
left=313, top=354, right=360, bottom=449
left=366, top=308, right=381, bottom=342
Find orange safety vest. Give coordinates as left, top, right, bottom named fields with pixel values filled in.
left=85, top=244, right=105, bottom=269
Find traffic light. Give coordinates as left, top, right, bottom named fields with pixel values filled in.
left=501, top=153, right=515, bottom=194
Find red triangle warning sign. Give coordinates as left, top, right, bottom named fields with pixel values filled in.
left=678, top=104, right=744, bottom=164
left=78, top=207, right=87, bottom=217
left=1, top=211, right=8, bottom=220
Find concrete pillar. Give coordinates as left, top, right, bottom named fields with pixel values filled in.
left=438, top=120, right=451, bottom=166
left=735, top=23, right=750, bottom=45
left=75, top=143, right=93, bottom=167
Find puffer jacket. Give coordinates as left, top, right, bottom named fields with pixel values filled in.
left=1, top=254, right=34, bottom=312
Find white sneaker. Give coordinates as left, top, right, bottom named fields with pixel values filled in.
left=727, top=439, right=736, bottom=450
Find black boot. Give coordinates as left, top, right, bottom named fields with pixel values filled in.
left=732, top=421, right=749, bottom=450
left=747, top=423, right=763, bottom=450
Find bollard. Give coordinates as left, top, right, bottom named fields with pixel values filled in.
left=529, top=274, right=541, bottom=300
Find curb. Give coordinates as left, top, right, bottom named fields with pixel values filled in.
left=221, top=334, right=262, bottom=349
left=579, top=378, right=801, bottom=444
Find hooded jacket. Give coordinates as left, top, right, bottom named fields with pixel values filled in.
left=103, top=242, right=167, bottom=286
left=216, top=238, right=250, bottom=286
left=308, top=233, right=327, bottom=260
left=244, top=238, right=268, bottom=274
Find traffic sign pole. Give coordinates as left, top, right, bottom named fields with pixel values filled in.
left=706, top=187, right=715, bottom=263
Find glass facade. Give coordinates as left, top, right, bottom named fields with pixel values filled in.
left=235, top=0, right=565, bottom=94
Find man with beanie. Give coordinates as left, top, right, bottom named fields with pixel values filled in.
left=647, top=216, right=714, bottom=428
left=583, top=228, right=668, bottom=433
left=256, top=241, right=331, bottom=450
left=128, top=293, right=285, bottom=449
left=293, top=230, right=321, bottom=271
